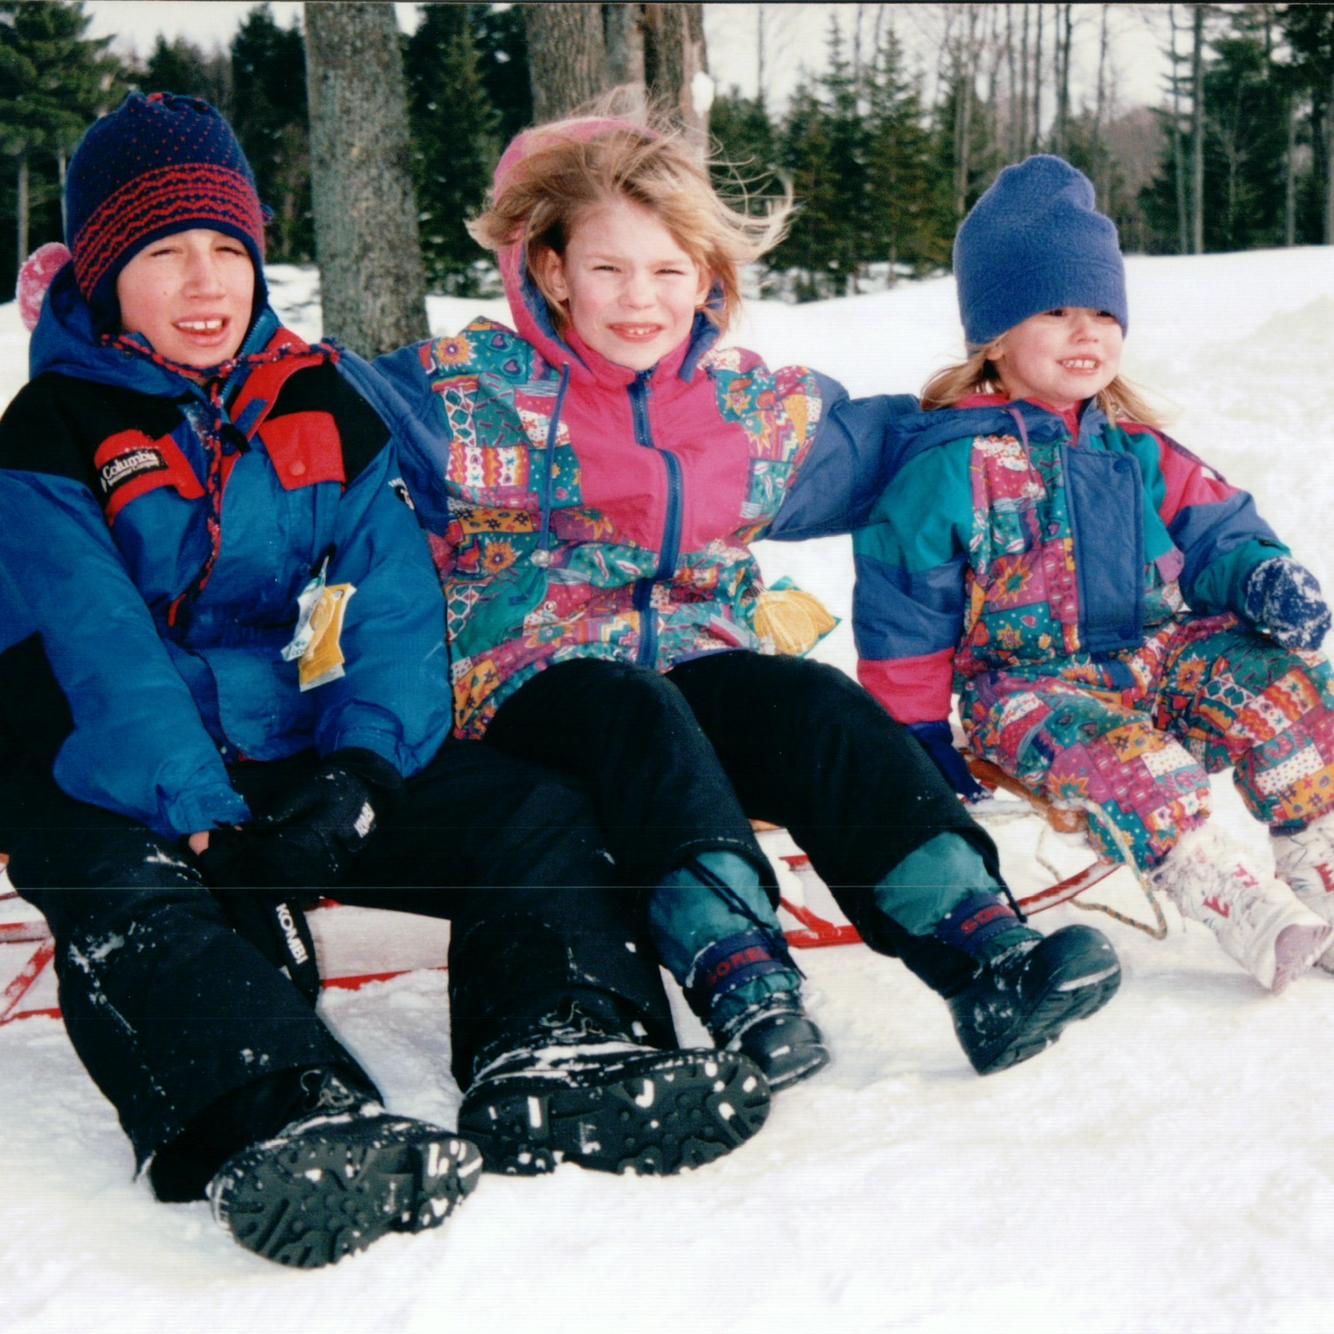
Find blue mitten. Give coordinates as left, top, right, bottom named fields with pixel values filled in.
left=907, top=721, right=986, bottom=802
left=1242, top=557, right=1331, bottom=651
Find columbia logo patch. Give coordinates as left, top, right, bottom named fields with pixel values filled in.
left=99, top=447, right=165, bottom=495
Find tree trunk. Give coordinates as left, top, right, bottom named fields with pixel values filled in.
left=1327, top=64, right=1334, bottom=244
left=1169, top=4, right=1189, bottom=253
left=1054, top=2, right=1072, bottom=156
left=603, top=4, right=645, bottom=90
left=16, top=153, right=28, bottom=275
left=756, top=4, right=767, bottom=107
left=642, top=3, right=710, bottom=142
left=525, top=4, right=609, bottom=122
left=1191, top=2, right=1205, bottom=254
left=303, top=1, right=428, bottom=358
left=1285, top=92, right=1297, bottom=247
left=1005, top=4, right=1019, bottom=159
left=1092, top=2, right=1109, bottom=197
left=1032, top=2, right=1044, bottom=153
left=1019, top=3, right=1030, bottom=154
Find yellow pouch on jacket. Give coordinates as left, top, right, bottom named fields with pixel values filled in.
left=753, top=578, right=838, bottom=657
left=297, top=583, right=356, bottom=690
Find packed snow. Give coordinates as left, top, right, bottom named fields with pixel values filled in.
left=2, top=244, right=1334, bottom=1334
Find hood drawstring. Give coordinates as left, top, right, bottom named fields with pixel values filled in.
left=114, top=334, right=339, bottom=629
left=1005, top=404, right=1032, bottom=452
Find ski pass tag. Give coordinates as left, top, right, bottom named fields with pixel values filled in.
left=281, top=564, right=358, bottom=691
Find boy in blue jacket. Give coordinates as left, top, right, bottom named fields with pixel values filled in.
left=0, top=93, right=769, bottom=1269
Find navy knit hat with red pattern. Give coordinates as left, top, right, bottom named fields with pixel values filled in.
left=66, top=91, right=267, bottom=331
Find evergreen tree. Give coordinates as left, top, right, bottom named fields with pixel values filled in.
left=862, top=23, right=950, bottom=281
left=230, top=4, right=311, bottom=261
left=769, top=79, right=837, bottom=301
left=142, top=34, right=229, bottom=107
left=709, top=88, right=780, bottom=201
left=0, top=0, right=121, bottom=290
left=467, top=3, right=531, bottom=144
left=770, top=17, right=867, bottom=301
left=1199, top=29, right=1287, bottom=249
left=1277, top=1, right=1334, bottom=242
left=404, top=3, right=499, bottom=294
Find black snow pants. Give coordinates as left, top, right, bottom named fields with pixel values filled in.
left=485, top=651, right=1003, bottom=996
left=0, top=740, right=675, bottom=1193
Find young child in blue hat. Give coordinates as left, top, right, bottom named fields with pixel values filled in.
left=855, top=154, right=1334, bottom=993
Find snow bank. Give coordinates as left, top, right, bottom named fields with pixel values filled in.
left=3, top=246, right=1334, bottom=1334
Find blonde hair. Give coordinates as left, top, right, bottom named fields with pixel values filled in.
left=920, top=338, right=1166, bottom=428
left=468, top=101, right=792, bottom=336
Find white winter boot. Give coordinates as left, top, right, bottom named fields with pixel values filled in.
left=1272, top=809, right=1334, bottom=973
left=1152, top=826, right=1333, bottom=993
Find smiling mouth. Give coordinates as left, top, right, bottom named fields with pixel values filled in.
left=1060, top=358, right=1099, bottom=371
left=609, top=324, right=663, bottom=339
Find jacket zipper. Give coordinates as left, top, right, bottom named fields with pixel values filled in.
left=629, top=370, right=682, bottom=667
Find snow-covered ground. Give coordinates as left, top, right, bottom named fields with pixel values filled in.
left=3, top=246, right=1334, bottom=1334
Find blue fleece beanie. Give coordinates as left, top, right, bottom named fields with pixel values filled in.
left=65, top=91, right=267, bottom=332
left=953, top=155, right=1127, bottom=349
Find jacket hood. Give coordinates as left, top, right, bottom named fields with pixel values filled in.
left=492, top=120, right=725, bottom=390
left=889, top=394, right=1110, bottom=470
left=29, top=259, right=285, bottom=399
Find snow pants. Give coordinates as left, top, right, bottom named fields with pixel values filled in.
left=0, top=741, right=676, bottom=1188
left=484, top=651, right=1004, bottom=996
left=962, top=613, right=1334, bottom=871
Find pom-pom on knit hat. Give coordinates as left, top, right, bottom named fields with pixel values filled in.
left=953, top=154, right=1127, bottom=349
left=65, top=91, right=266, bottom=331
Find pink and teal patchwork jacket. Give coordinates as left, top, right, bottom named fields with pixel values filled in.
left=377, top=246, right=907, bottom=738
left=852, top=394, right=1289, bottom=724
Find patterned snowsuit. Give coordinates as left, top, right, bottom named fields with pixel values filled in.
left=853, top=394, right=1334, bottom=870
left=375, top=176, right=1010, bottom=1003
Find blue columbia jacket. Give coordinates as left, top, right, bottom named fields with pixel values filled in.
left=0, top=265, right=451, bottom=839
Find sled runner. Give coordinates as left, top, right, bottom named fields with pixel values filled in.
left=0, top=766, right=1166, bottom=1024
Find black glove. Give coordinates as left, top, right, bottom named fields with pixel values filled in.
left=205, top=748, right=402, bottom=893
left=906, top=721, right=986, bottom=803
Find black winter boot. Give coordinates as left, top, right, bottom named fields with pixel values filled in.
left=713, top=993, right=832, bottom=1091
left=208, top=1073, right=481, bottom=1269
left=939, top=895, right=1121, bottom=1075
left=458, top=1002, right=770, bottom=1176
left=686, top=930, right=831, bottom=1091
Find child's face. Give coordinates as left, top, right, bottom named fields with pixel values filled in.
left=541, top=196, right=710, bottom=371
left=992, top=307, right=1123, bottom=410
left=115, top=228, right=255, bottom=370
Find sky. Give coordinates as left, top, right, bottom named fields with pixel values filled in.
left=83, top=1, right=1174, bottom=120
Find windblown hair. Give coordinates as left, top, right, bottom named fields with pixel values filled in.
left=468, top=102, right=792, bottom=336
left=920, top=339, right=1166, bottom=428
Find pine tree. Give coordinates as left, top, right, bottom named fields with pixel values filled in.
left=770, top=17, right=868, bottom=301
left=1277, top=1, right=1334, bottom=243
left=863, top=23, right=950, bottom=282
left=467, top=3, right=531, bottom=144
left=142, top=34, right=229, bottom=107
left=404, top=3, right=499, bottom=294
left=770, top=79, right=837, bottom=301
left=230, top=4, right=311, bottom=261
left=0, top=0, right=121, bottom=290
left=709, top=88, right=779, bottom=198
left=1199, top=28, right=1287, bottom=249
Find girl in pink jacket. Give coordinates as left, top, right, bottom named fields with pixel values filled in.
left=380, top=114, right=1122, bottom=1088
